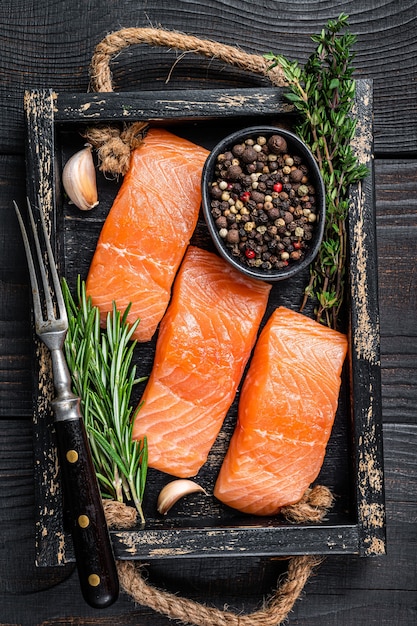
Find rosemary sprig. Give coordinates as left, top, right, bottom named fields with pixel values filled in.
left=265, top=13, right=368, bottom=329
left=62, top=276, right=148, bottom=527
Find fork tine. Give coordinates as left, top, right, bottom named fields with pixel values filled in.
left=14, top=198, right=67, bottom=327
left=13, top=201, right=44, bottom=327
left=26, top=198, right=57, bottom=322
left=35, top=197, right=67, bottom=324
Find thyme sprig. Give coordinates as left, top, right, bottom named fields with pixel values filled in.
left=265, top=13, right=368, bottom=329
left=62, top=276, right=148, bottom=526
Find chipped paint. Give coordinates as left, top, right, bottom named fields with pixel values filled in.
left=56, top=531, right=67, bottom=564
left=217, top=93, right=282, bottom=108
left=351, top=82, right=373, bottom=166
left=364, top=536, right=385, bottom=555
left=348, top=80, right=386, bottom=556
left=350, top=185, right=380, bottom=363
left=349, top=82, right=380, bottom=365
left=156, top=91, right=291, bottom=113
left=149, top=547, right=192, bottom=557
left=359, top=502, right=385, bottom=529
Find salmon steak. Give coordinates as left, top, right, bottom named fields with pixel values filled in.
left=213, top=306, right=348, bottom=516
left=86, top=127, right=209, bottom=342
left=132, top=245, right=271, bottom=477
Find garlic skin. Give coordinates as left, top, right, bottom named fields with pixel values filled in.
left=62, top=144, right=99, bottom=211
left=157, top=479, right=207, bottom=515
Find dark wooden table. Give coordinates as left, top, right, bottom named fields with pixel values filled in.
left=1, top=2, right=416, bottom=624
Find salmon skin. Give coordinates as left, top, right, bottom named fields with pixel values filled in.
left=86, top=127, right=209, bottom=342
left=132, top=245, right=272, bottom=478
left=213, top=306, right=348, bottom=516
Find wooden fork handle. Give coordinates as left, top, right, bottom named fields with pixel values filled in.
left=54, top=409, right=119, bottom=608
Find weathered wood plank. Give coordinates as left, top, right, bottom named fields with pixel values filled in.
left=0, top=419, right=75, bottom=595
left=380, top=336, right=417, bottom=423
left=375, top=160, right=417, bottom=426
left=56, top=89, right=293, bottom=121
left=0, top=1, right=416, bottom=155
left=348, top=80, right=385, bottom=556
left=0, top=155, right=33, bottom=416
left=376, top=159, right=417, bottom=337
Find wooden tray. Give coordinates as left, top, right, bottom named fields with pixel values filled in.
left=24, top=80, right=386, bottom=567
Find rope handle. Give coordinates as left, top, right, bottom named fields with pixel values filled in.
left=103, top=484, right=333, bottom=625
left=89, top=26, right=287, bottom=93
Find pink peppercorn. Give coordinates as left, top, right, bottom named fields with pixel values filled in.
left=245, top=249, right=256, bottom=259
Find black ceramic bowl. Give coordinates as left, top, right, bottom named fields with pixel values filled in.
left=201, top=126, right=325, bottom=282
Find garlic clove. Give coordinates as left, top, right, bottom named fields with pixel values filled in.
left=62, top=144, right=99, bottom=211
left=157, top=479, right=207, bottom=515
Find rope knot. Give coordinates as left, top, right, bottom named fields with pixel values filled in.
left=83, top=121, right=149, bottom=176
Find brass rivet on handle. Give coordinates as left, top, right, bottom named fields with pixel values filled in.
left=88, top=574, right=101, bottom=587
left=66, top=449, right=79, bottom=463
left=78, top=514, right=90, bottom=528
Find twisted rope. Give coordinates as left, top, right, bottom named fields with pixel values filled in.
left=104, top=484, right=333, bottom=625
left=117, top=555, right=323, bottom=626
left=89, top=27, right=286, bottom=93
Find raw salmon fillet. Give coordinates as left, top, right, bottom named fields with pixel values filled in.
left=214, top=306, right=348, bottom=516
left=132, top=246, right=272, bottom=477
left=86, top=127, right=209, bottom=342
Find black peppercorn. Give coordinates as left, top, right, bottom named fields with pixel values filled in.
left=215, top=216, right=228, bottom=229
left=227, top=165, right=243, bottom=180
left=241, top=147, right=258, bottom=163
left=232, top=143, right=245, bottom=158
left=267, top=134, right=288, bottom=154
left=290, top=168, right=304, bottom=182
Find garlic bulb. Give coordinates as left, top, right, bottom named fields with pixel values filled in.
left=62, top=144, right=99, bottom=211
left=157, top=479, right=207, bottom=515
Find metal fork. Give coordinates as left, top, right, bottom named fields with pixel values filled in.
left=14, top=199, right=119, bottom=609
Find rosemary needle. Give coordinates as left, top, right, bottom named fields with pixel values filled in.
left=62, top=276, right=148, bottom=527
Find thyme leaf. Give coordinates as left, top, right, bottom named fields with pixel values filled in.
left=62, top=276, right=148, bottom=526
left=265, top=13, right=368, bottom=329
